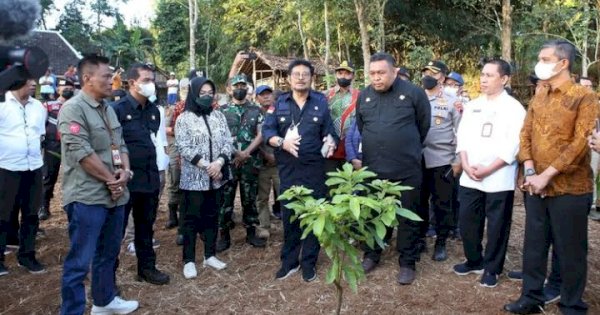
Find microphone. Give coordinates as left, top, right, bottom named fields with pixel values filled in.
left=0, top=0, right=41, bottom=43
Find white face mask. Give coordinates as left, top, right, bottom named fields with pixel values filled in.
left=444, top=86, right=459, bottom=96
left=534, top=62, right=559, bottom=80
left=138, top=82, right=156, bottom=98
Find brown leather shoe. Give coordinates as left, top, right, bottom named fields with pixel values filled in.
left=397, top=267, right=416, bottom=285
left=361, top=258, right=378, bottom=274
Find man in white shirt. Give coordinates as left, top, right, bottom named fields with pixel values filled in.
left=0, top=79, right=48, bottom=276
left=39, top=68, right=56, bottom=101
left=453, top=59, right=526, bottom=288
left=167, top=72, right=179, bottom=105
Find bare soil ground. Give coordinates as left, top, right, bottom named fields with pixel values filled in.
left=1, top=183, right=600, bottom=315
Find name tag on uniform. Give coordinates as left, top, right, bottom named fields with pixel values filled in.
left=481, top=122, right=493, bottom=137
left=111, top=145, right=123, bottom=167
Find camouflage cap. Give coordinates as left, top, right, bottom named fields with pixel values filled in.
left=231, top=74, right=249, bottom=86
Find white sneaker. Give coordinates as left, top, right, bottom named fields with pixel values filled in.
left=152, top=238, right=160, bottom=249
left=183, top=262, right=197, bottom=279
left=91, top=296, right=139, bottom=315
left=126, top=242, right=135, bottom=256
left=203, top=256, right=227, bottom=270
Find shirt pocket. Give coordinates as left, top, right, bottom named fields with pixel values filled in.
left=89, top=124, right=112, bottom=151
left=275, top=110, right=292, bottom=134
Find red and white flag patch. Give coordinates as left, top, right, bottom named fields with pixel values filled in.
left=69, top=123, right=81, bottom=134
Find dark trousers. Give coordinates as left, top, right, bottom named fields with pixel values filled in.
left=7, top=197, right=21, bottom=246
left=419, top=165, right=455, bottom=240
left=280, top=199, right=321, bottom=270
left=181, top=189, right=220, bottom=262
left=122, top=192, right=158, bottom=273
left=42, top=146, right=61, bottom=209
left=0, top=167, right=42, bottom=261
left=363, top=187, right=422, bottom=268
left=521, top=194, right=590, bottom=314
left=458, top=186, right=513, bottom=275
left=61, top=202, right=124, bottom=314
left=451, top=177, right=460, bottom=229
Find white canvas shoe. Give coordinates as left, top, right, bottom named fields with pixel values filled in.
left=183, top=262, right=197, bottom=279
left=91, top=296, right=139, bottom=315
left=203, top=256, right=227, bottom=270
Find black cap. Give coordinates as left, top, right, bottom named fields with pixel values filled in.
left=397, top=67, right=410, bottom=79
left=422, top=60, right=449, bottom=75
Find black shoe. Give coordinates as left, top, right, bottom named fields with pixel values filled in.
left=176, top=234, right=184, bottom=246
left=453, top=262, right=484, bottom=276
left=216, top=229, right=231, bottom=253
left=275, top=264, right=300, bottom=280
left=432, top=240, right=448, bottom=261
left=0, top=262, right=8, bottom=276
left=397, top=267, right=416, bottom=285
left=480, top=272, right=498, bottom=288
left=272, top=209, right=282, bottom=220
left=507, top=270, right=523, bottom=281
left=449, top=228, right=461, bottom=240
left=245, top=227, right=267, bottom=248
left=165, top=204, right=178, bottom=229
left=36, top=228, right=47, bottom=239
left=503, top=300, right=543, bottom=314
left=38, top=205, right=50, bottom=221
left=18, top=257, right=46, bottom=274
left=137, top=268, right=170, bottom=285
left=361, top=257, right=378, bottom=274
left=302, top=267, right=317, bottom=282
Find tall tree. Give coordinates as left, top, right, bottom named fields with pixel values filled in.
left=153, top=0, right=188, bottom=69
left=355, top=0, right=371, bottom=84
left=56, top=0, right=95, bottom=53
left=501, top=0, right=512, bottom=62
left=188, top=0, right=199, bottom=70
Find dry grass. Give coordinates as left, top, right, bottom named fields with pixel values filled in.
left=1, top=182, right=599, bottom=315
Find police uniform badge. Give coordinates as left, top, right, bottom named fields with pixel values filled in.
left=435, top=117, right=442, bottom=125
left=126, top=114, right=132, bottom=120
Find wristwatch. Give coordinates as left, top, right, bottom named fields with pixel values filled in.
left=124, top=169, right=134, bottom=180
left=524, top=168, right=535, bottom=177
left=275, top=137, right=284, bottom=148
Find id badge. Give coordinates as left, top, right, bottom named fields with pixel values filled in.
left=481, top=123, right=493, bottom=138
left=111, top=145, right=123, bottom=167
left=358, top=142, right=362, bottom=153
left=285, top=124, right=300, bottom=140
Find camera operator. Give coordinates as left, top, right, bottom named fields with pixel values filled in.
left=0, top=79, right=48, bottom=276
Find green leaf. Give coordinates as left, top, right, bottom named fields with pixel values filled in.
left=374, top=221, right=387, bottom=240
left=325, top=177, right=346, bottom=186
left=313, top=214, right=326, bottom=237
left=343, top=266, right=359, bottom=293
left=349, top=198, right=360, bottom=220
left=326, top=259, right=339, bottom=284
left=397, top=208, right=423, bottom=221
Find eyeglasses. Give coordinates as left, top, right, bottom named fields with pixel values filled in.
left=291, top=72, right=311, bottom=79
left=199, top=90, right=214, bottom=96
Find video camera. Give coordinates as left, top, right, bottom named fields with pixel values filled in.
left=0, top=46, right=48, bottom=102
left=0, top=0, right=48, bottom=102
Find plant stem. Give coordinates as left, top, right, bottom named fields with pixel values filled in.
left=334, top=279, right=343, bottom=315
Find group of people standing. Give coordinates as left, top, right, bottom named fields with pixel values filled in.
left=0, top=38, right=598, bottom=315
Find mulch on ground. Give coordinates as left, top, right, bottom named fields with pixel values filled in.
left=1, top=184, right=599, bottom=315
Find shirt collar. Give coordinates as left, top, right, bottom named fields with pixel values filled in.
left=79, top=90, right=103, bottom=108
left=552, top=80, right=574, bottom=93
left=126, top=93, right=147, bottom=110
left=5, top=91, right=35, bottom=106
left=284, top=90, right=314, bottom=101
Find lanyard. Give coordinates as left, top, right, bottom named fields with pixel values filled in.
left=96, top=104, right=116, bottom=148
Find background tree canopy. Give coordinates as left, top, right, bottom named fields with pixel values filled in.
left=47, top=0, right=600, bottom=94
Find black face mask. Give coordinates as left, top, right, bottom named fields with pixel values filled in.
left=421, top=75, right=438, bottom=90
left=61, top=90, right=74, bottom=99
left=194, top=95, right=213, bottom=115
left=337, top=78, right=352, bottom=88
left=232, top=88, right=248, bottom=101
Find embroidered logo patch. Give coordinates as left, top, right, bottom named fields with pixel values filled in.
left=69, top=123, right=81, bottom=134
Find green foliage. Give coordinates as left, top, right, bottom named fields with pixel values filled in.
left=278, top=163, right=419, bottom=314
left=56, top=0, right=96, bottom=54
left=153, top=0, right=189, bottom=69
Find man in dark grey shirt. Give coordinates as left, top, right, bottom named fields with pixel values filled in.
left=356, top=52, right=430, bottom=285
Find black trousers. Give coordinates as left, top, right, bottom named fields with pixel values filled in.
left=181, top=189, right=220, bottom=263
left=521, top=193, right=590, bottom=315
left=458, top=186, right=513, bottom=275
left=419, top=165, right=455, bottom=240
left=42, top=145, right=61, bottom=209
left=0, top=168, right=42, bottom=261
left=123, top=191, right=158, bottom=273
left=280, top=199, right=321, bottom=271
left=363, top=187, right=421, bottom=269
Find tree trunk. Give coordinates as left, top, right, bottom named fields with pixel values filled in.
left=324, top=1, right=332, bottom=88
left=501, top=0, right=512, bottom=62
left=188, top=0, right=198, bottom=70
left=377, top=0, right=388, bottom=51
left=205, top=18, right=212, bottom=78
left=582, top=0, right=591, bottom=77
left=354, top=0, right=371, bottom=84
left=337, top=24, right=342, bottom=63
left=297, top=10, right=309, bottom=60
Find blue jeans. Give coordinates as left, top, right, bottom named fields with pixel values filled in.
left=60, top=202, right=125, bottom=315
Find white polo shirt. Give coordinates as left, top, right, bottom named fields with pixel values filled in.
left=456, top=90, right=526, bottom=193
left=153, top=106, right=170, bottom=171
left=0, top=91, right=47, bottom=171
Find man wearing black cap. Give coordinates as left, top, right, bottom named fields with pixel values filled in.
left=418, top=60, right=461, bottom=262
left=324, top=61, right=359, bottom=173
left=38, top=79, right=76, bottom=220
left=397, top=67, right=411, bottom=81
left=255, top=85, right=281, bottom=237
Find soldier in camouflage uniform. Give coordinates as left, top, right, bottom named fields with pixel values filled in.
left=217, top=74, right=267, bottom=251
